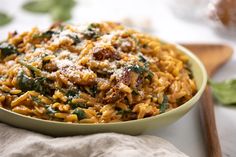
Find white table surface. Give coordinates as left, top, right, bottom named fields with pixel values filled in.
left=1, top=0, right=236, bottom=156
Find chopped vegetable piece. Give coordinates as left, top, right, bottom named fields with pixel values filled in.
left=33, top=30, right=57, bottom=39
left=127, top=65, right=146, bottom=73
left=67, top=34, right=81, bottom=44
left=31, top=96, right=43, bottom=105
left=160, top=95, right=168, bottom=113
left=46, top=105, right=57, bottom=114
left=132, top=88, right=139, bottom=95
left=82, top=23, right=101, bottom=39
left=127, top=65, right=154, bottom=81
left=85, top=85, right=97, bottom=97
left=70, top=102, right=87, bottom=109
left=73, top=109, right=86, bottom=120
left=0, top=42, right=18, bottom=59
left=17, top=71, right=53, bottom=95
left=138, top=55, right=147, bottom=63
left=18, top=60, right=42, bottom=76
left=117, top=109, right=132, bottom=115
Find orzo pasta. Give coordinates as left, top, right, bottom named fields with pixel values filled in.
left=0, top=22, right=197, bottom=123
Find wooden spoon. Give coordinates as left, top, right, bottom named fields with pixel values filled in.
left=182, top=43, right=233, bottom=157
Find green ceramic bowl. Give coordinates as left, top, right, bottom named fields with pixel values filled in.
left=0, top=43, right=207, bottom=136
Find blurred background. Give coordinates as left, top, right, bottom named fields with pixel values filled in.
left=0, top=0, right=236, bottom=47
left=1, top=0, right=236, bottom=156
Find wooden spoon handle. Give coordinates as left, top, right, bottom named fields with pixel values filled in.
left=200, top=86, right=222, bottom=157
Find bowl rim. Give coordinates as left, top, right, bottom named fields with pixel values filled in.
left=0, top=43, right=208, bottom=126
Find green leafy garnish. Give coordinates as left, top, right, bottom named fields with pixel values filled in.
left=73, top=109, right=86, bottom=120
left=18, top=60, right=42, bottom=76
left=33, top=30, right=57, bottom=39
left=132, top=88, right=139, bottom=95
left=70, top=102, right=87, bottom=109
left=138, top=55, right=147, bottom=63
left=17, top=71, right=53, bottom=95
left=22, top=0, right=76, bottom=22
left=128, top=65, right=146, bottom=73
left=67, top=34, right=81, bottom=45
left=84, top=85, right=97, bottom=97
left=0, top=12, right=12, bottom=26
left=0, top=42, right=19, bottom=59
left=127, top=65, right=154, bottom=81
left=146, top=71, right=154, bottom=80
left=117, top=109, right=132, bottom=115
left=31, top=96, right=46, bottom=106
left=160, top=95, right=168, bottom=114
left=65, top=88, right=88, bottom=109
left=82, top=23, right=101, bottom=39
left=46, top=105, right=57, bottom=114
left=209, top=79, right=236, bottom=105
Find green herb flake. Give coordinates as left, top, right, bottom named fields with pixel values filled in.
left=18, top=60, right=42, bottom=76
left=33, top=30, right=57, bottom=39
left=127, top=65, right=154, bottom=81
left=67, top=34, right=81, bottom=45
left=73, top=109, right=86, bottom=120
left=84, top=85, right=97, bottom=97
left=132, top=88, right=139, bottom=96
left=31, top=96, right=43, bottom=106
left=0, top=12, right=12, bottom=26
left=160, top=95, right=169, bottom=114
left=209, top=79, right=236, bottom=105
left=17, top=71, right=53, bottom=95
left=117, top=109, right=132, bottom=115
left=0, top=42, right=19, bottom=59
left=127, top=65, right=146, bottom=73
left=82, top=23, right=101, bottom=40
left=46, top=105, right=57, bottom=114
left=138, top=55, right=147, bottom=63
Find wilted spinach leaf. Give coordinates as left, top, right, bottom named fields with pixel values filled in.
left=46, top=105, right=57, bottom=114
left=0, top=42, right=18, bottom=59
left=127, top=65, right=154, bottom=81
left=33, top=30, right=57, bottom=39
left=82, top=23, right=101, bottom=40
left=117, top=109, right=132, bottom=115
left=17, top=71, right=53, bottom=95
left=73, top=109, right=86, bottom=120
left=160, top=95, right=168, bottom=114
left=138, top=55, right=147, bottom=63
left=67, top=34, right=81, bottom=45
left=18, top=60, right=42, bottom=76
left=84, top=85, right=97, bottom=97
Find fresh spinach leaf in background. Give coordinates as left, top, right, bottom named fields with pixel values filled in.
left=209, top=79, right=236, bottom=105
left=22, top=0, right=53, bottom=13
left=0, top=12, right=12, bottom=26
left=22, top=0, right=76, bottom=22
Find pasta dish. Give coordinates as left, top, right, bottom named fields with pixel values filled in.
left=0, top=22, right=196, bottom=123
